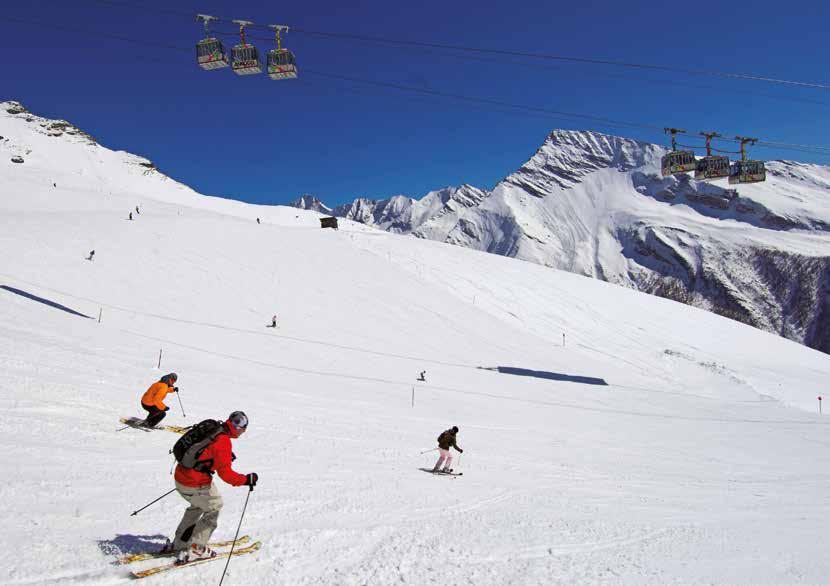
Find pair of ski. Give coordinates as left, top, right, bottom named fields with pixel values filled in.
left=119, top=416, right=190, bottom=435
left=118, top=535, right=261, bottom=578
left=419, top=467, right=463, bottom=476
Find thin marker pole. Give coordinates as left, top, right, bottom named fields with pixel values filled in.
left=411, top=386, right=415, bottom=407
left=98, top=308, right=102, bottom=323
left=157, top=349, right=162, bottom=369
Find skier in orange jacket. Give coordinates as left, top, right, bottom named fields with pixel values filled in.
left=140, top=373, right=178, bottom=427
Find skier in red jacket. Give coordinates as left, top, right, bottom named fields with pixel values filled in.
left=171, top=411, right=258, bottom=563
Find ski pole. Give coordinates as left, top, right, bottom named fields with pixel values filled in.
left=219, top=485, right=253, bottom=586
left=130, top=488, right=177, bottom=516
left=420, top=448, right=438, bottom=455
left=176, top=388, right=186, bottom=418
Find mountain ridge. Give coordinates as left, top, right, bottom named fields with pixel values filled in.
left=289, top=129, right=830, bottom=353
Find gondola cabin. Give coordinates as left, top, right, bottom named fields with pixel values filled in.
left=661, top=150, right=696, bottom=177
left=729, top=160, right=766, bottom=184
left=196, top=38, right=229, bottom=70
left=267, top=49, right=298, bottom=80
left=231, top=44, right=262, bottom=75
left=694, top=156, right=730, bottom=180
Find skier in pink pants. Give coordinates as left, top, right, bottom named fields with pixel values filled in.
left=433, top=426, right=463, bottom=472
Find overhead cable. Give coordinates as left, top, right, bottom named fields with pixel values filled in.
left=80, top=0, right=830, bottom=91
left=1, top=14, right=829, bottom=159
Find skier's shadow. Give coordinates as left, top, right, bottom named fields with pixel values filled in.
left=0, top=285, right=93, bottom=319
left=97, top=533, right=168, bottom=560
left=479, top=366, right=608, bottom=386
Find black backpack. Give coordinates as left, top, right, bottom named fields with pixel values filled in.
left=172, top=419, right=225, bottom=472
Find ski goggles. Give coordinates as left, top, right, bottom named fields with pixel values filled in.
left=229, top=411, right=249, bottom=433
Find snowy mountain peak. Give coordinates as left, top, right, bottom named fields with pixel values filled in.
left=507, top=129, right=663, bottom=194
left=289, top=195, right=332, bottom=214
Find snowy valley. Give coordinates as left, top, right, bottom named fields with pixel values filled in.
left=2, top=101, right=830, bottom=584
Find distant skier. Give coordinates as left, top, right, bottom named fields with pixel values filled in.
left=135, top=205, right=140, bottom=214
left=417, top=370, right=426, bottom=382
left=169, top=411, right=258, bottom=563
left=256, top=217, right=261, bottom=224
left=86, top=249, right=95, bottom=261
left=267, top=315, right=277, bottom=328
left=129, top=212, right=133, bottom=221
left=433, top=426, right=463, bottom=473
left=140, top=373, right=178, bottom=428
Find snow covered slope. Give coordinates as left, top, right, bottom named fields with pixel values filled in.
left=2, top=101, right=830, bottom=585
left=294, top=130, right=830, bottom=354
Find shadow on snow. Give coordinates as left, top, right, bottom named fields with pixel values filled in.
left=97, top=533, right=168, bottom=559
left=480, top=366, right=608, bottom=386
left=0, top=285, right=93, bottom=319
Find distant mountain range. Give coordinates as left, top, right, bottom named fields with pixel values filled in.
left=291, top=130, right=830, bottom=354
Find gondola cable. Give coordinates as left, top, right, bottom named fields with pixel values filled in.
left=1, top=13, right=829, bottom=160
left=78, top=0, right=830, bottom=91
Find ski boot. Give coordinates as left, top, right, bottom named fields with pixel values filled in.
left=176, top=543, right=217, bottom=564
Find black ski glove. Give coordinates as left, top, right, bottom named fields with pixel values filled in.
left=164, top=406, right=170, bottom=411
left=231, top=452, right=237, bottom=462
left=458, top=448, right=464, bottom=453
left=173, top=387, right=179, bottom=393
left=245, top=473, right=258, bottom=487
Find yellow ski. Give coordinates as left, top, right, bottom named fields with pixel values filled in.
left=117, top=535, right=250, bottom=564
left=131, top=541, right=261, bottom=578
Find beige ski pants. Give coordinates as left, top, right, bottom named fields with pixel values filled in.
left=173, top=481, right=223, bottom=550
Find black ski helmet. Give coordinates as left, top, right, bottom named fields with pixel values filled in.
left=228, top=411, right=249, bottom=433
left=451, top=426, right=459, bottom=433
left=162, top=372, right=178, bottom=384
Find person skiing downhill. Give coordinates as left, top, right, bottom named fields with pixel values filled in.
left=433, top=426, right=463, bottom=472
left=140, top=373, right=178, bottom=428
left=171, top=411, right=258, bottom=563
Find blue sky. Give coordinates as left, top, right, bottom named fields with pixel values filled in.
left=3, top=0, right=829, bottom=207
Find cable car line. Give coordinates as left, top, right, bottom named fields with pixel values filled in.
left=2, top=13, right=830, bottom=161
left=289, top=30, right=830, bottom=92
left=195, top=24, right=830, bottom=109
left=1, top=13, right=188, bottom=51
left=78, top=0, right=830, bottom=92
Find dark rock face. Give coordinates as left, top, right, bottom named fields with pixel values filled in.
left=6, top=102, right=26, bottom=115
left=618, top=223, right=830, bottom=353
